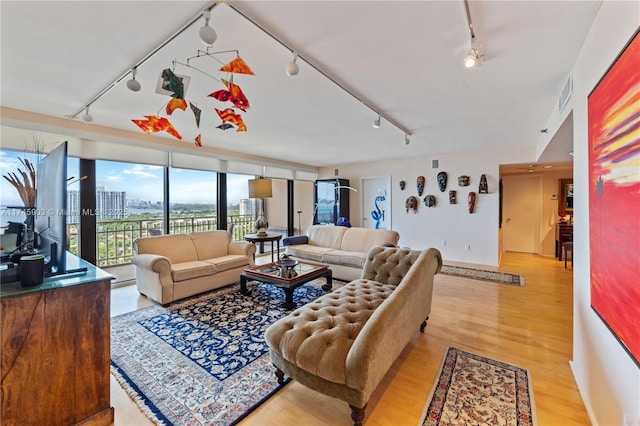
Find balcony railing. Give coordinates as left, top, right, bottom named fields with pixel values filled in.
left=68, top=214, right=256, bottom=267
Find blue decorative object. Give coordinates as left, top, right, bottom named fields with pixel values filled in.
left=370, top=191, right=387, bottom=229
left=336, top=217, right=351, bottom=227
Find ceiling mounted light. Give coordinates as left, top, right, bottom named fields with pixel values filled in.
left=126, top=67, right=141, bottom=92
left=81, top=106, right=93, bottom=123
left=285, top=52, right=299, bottom=76
left=462, top=0, right=483, bottom=68
left=373, top=115, right=381, bottom=128
left=464, top=48, right=480, bottom=68
left=404, top=134, right=411, bottom=145
left=199, top=10, right=217, bottom=46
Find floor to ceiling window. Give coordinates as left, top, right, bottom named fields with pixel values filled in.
left=169, top=168, right=217, bottom=234
left=94, top=160, right=165, bottom=266
left=226, top=173, right=256, bottom=240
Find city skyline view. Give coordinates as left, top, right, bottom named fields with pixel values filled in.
left=1, top=149, right=252, bottom=208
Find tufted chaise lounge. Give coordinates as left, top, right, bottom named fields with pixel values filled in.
left=265, top=246, right=442, bottom=426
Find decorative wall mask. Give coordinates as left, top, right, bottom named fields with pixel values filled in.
left=417, top=176, right=426, bottom=196
left=405, top=196, right=418, bottom=213
left=423, top=195, right=436, bottom=208
left=468, top=192, right=476, bottom=213
left=437, top=172, right=448, bottom=192
left=399, top=180, right=406, bottom=190
left=458, top=175, right=470, bottom=186
left=479, top=174, right=488, bottom=193
left=449, top=190, right=457, bottom=204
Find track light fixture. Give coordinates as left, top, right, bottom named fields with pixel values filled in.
left=464, top=48, right=480, bottom=68
left=404, top=134, right=411, bottom=145
left=285, top=52, right=299, bottom=76
left=81, top=106, right=93, bottom=123
left=463, top=0, right=483, bottom=68
left=199, top=10, right=217, bottom=46
left=126, top=67, right=141, bottom=92
left=372, top=115, right=381, bottom=128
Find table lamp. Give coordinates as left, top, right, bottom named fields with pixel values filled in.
left=248, top=177, right=272, bottom=236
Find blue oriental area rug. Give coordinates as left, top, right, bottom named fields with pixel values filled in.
left=111, top=282, right=325, bottom=426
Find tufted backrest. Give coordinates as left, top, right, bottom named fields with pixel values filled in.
left=360, top=246, right=422, bottom=286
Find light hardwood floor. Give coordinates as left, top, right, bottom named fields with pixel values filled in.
left=110, top=252, right=589, bottom=425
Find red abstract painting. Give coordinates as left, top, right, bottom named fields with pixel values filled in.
left=588, top=29, right=640, bottom=367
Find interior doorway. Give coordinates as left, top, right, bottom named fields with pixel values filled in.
left=361, top=176, right=391, bottom=230
left=502, top=175, right=542, bottom=253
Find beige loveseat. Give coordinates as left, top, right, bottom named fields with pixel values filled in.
left=265, top=246, right=442, bottom=426
left=133, top=230, right=256, bottom=305
left=283, top=225, right=400, bottom=281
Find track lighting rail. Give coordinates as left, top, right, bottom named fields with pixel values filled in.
left=70, top=1, right=220, bottom=119
left=227, top=3, right=412, bottom=138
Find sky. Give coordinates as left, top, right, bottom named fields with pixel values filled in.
left=1, top=149, right=251, bottom=207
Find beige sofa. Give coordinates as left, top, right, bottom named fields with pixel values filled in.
left=133, top=230, right=256, bottom=305
left=283, top=225, right=400, bottom=281
left=265, top=246, right=442, bottom=426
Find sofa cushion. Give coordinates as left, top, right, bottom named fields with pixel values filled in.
left=264, top=279, right=395, bottom=384
left=283, top=235, right=308, bottom=246
left=190, top=230, right=231, bottom=260
left=321, top=250, right=367, bottom=269
left=307, top=225, right=348, bottom=250
left=340, top=227, right=399, bottom=252
left=285, top=244, right=334, bottom=263
left=171, top=261, right=218, bottom=282
left=204, top=255, right=251, bottom=272
left=136, top=234, right=198, bottom=264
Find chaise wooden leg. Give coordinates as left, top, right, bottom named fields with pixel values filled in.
left=349, top=404, right=366, bottom=426
left=274, top=366, right=285, bottom=384
left=420, top=315, right=429, bottom=333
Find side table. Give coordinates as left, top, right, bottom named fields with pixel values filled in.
left=243, top=233, right=283, bottom=263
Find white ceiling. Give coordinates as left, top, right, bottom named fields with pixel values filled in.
left=0, top=1, right=599, bottom=170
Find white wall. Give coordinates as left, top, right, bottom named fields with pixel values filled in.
left=319, top=145, right=536, bottom=266
left=541, top=2, right=640, bottom=424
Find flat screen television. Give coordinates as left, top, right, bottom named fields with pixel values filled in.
left=35, top=141, right=68, bottom=275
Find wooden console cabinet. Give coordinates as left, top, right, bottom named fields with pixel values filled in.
left=1, top=255, right=114, bottom=425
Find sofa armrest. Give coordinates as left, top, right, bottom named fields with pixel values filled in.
left=133, top=253, right=171, bottom=274
left=283, top=235, right=308, bottom=246
left=228, top=241, right=257, bottom=258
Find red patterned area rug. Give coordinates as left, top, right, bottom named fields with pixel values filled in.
left=420, top=347, right=537, bottom=426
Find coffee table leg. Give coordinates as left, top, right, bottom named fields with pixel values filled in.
left=283, top=288, right=295, bottom=309
left=240, top=275, right=250, bottom=295
left=322, top=269, right=333, bottom=291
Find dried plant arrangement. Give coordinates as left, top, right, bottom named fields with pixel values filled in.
left=2, top=157, right=37, bottom=208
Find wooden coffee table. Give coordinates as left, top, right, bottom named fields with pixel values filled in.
left=240, top=260, right=332, bottom=309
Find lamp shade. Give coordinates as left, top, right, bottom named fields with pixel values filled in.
left=248, top=178, right=272, bottom=198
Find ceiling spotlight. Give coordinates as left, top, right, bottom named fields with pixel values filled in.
left=81, top=106, right=93, bottom=123
left=199, top=10, right=217, bottom=46
left=404, top=134, right=411, bottom=145
left=126, top=67, right=141, bottom=92
left=373, top=115, right=381, bottom=128
left=285, top=52, right=299, bottom=76
left=464, top=48, right=480, bottom=68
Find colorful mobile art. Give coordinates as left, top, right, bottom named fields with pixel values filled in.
left=132, top=116, right=182, bottom=141
left=189, top=102, right=201, bottom=127
left=209, top=79, right=249, bottom=111
left=166, top=98, right=187, bottom=115
left=219, top=57, right=255, bottom=75
left=160, top=68, right=185, bottom=99
left=588, top=29, right=640, bottom=367
left=215, top=108, right=247, bottom=132
left=131, top=51, right=254, bottom=145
